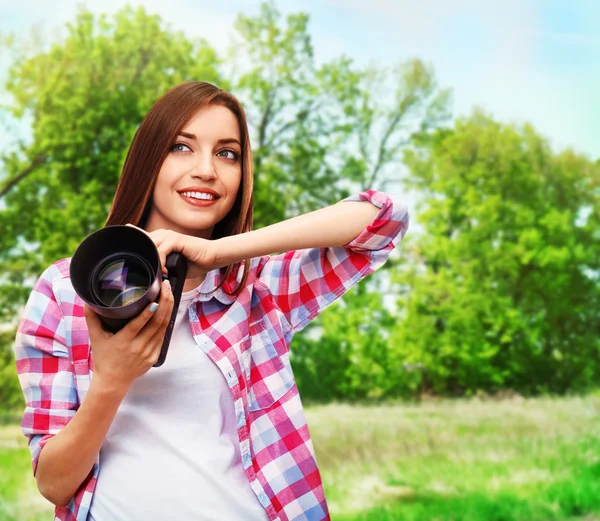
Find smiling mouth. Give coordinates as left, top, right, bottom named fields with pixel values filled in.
left=177, top=192, right=220, bottom=208
left=178, top=190, right=220, bottom=201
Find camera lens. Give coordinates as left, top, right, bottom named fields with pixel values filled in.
left=92, top=254, right=152, bottom=308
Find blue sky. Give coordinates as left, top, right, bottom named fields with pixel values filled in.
left=0, top=0, right=598, bottom=159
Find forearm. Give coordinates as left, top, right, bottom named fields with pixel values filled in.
left=215, top=200, right=379, bottom=265
left=35, top=378, right=127, bottom=506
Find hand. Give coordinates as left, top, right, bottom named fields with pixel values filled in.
left=84, top=279, right=175, bottom=394
left=125, top=225, right=221, bottom=278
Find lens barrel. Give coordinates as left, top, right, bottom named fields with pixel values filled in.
left=71, top=225, right=162, bottom=333
left=70, top=225, right=188, bottom=367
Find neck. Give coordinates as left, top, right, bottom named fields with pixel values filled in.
left=183, top=273, right=207, bottom=292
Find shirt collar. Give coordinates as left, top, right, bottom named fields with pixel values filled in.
left=193, top=267, right=237, bottom=306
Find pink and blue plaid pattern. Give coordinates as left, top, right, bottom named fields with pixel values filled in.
left=14, top=190, right=409, bottom=521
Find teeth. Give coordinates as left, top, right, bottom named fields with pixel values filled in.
left=181, top=191, right=215, bottom=201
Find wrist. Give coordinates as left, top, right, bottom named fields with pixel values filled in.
left=89, top=374, right=131, bottom=402
left=211, top=236, right=237, bottom=268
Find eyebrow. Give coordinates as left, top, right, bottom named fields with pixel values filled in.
left=178, top=132, right=241, bottom=147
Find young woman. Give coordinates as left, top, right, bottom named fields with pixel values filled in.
left=14, top=82, right=409, bottom=521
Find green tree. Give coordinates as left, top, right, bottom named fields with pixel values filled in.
left=292, top=283, right=401, bottom=402
left=0, top=329, right=23, bottom=410
left=231, top=2, right=450, bottom=227
left=391, top=110, right=600, bottom=395
left=227, top=3, right=450, bottom=400
left=0, top=2, right=450, bottom=406
left=0, top=5, right=221, bottom=319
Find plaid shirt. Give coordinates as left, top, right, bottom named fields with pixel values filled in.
left=14, top=190, right=409, bottom=521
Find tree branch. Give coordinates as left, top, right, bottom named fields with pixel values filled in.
left=364, top=111, right=404, bottom=190
left=0, top=154, right=47, bottom=198
left=265, top=99, right=318, bottom=150
left=258, top=88, right=275, bottom=150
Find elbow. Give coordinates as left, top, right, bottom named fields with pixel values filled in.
left=36, top=475, right=73, bottom=507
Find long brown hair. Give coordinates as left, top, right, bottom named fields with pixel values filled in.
left=106, top=82, right=254, bottom=296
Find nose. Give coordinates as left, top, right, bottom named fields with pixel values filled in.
left=190, top=155, right=217, bottom=181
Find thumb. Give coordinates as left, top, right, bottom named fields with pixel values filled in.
left=83, top=304, right=111, bottom=339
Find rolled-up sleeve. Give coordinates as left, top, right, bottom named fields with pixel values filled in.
left=341, top=190, right=409, bottom=261
left=257, top=190, right=409, bottom=333
left=14, top=265, right=78, bottom=475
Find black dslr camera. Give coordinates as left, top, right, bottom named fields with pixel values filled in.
left=70, top=225, right=187, bottom=367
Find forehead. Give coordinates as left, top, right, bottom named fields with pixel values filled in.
left=181, top=104, right=240, bottom=139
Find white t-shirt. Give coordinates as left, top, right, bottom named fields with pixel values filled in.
left=88, top=287, right=269, bottom=521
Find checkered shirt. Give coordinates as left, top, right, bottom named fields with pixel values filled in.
left=14, top=190, right=409, bottom=521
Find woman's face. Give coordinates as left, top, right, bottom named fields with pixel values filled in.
left=145, top=104, right=243, bottom=238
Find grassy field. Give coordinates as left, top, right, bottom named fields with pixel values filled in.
left=1, top=395, right=599, bottom=520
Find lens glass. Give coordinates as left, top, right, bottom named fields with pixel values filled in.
left=95, top=256, right=151, bottom=307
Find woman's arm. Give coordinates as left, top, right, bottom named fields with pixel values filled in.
left=34, top=380, right=127, bottom=506
left=214, top=199, right=381, bottom=266
left=234, top=190, right=409, bottom=332
left=141, top=190, right=408, bottom=332
left=16, top=268, right=174, bottom=507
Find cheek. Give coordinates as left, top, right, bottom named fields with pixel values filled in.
left=225, top=170, right=242, bottom=199
left=223, top=184, right=241, bottom=214
left=150, top=170, right=174, bottom=210
left=151, top=186, right=165, bottom=208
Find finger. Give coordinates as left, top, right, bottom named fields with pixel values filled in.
left=157, top=236, right=177, bottom=267
left=142, top=280, right=174, bottom=337
left=143, top=318, right=170, bottom=365
left=147, top=234, right=169, bottom=274
left=126, top=223, right=146, bottom=234
left=160, top=252, right=167, bottom=274
left=144, top=231, right=169, bottom=274
left=119, top=299, right=161, bottom=340
left=126, top=224, right=167, bottom=271
left=158, top=243, right=177, bottom=276
left=83, top=304, right=111, bottom=340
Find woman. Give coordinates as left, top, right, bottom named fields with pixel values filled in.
left=14, top=82, right=409, bottom=521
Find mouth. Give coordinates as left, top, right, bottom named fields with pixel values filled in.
left=177, top=189, right=220, bottom=201
left=177, top=190, right=220, bottom=207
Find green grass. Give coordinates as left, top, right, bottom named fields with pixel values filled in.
left=306, top=396, right=600, bottom=520
left=0, top=426, right=53, bottom=521
left=1, top=396, right=600, bottom=520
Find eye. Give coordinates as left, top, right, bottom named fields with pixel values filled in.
left=216, top=149, right=238, bottom=160
left=170, top=142, right=191, bottom=153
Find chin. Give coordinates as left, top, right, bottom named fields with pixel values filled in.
left=184, top=222, right=217, bottom=233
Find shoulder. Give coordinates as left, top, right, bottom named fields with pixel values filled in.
left=33, top=258, right=80, bottom=315
left=45, top=257, right=72, bottom=281
left=31, top=257, right=71, bottom=294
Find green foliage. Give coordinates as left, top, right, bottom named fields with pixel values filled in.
left=392, top=111, right=600, bottom=395
left=3, top=1, right=595, bottom=401
left=0, top=2, right=451, bottom=404
left=225, top=3, right=449, bottom=401
left=229, top=1, right=448, bottom=225
left=291, top=284, right=400, bottom=402
left=0, top=5, right=222, bottom=318
left=0, top=329, right=23, bottom=410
